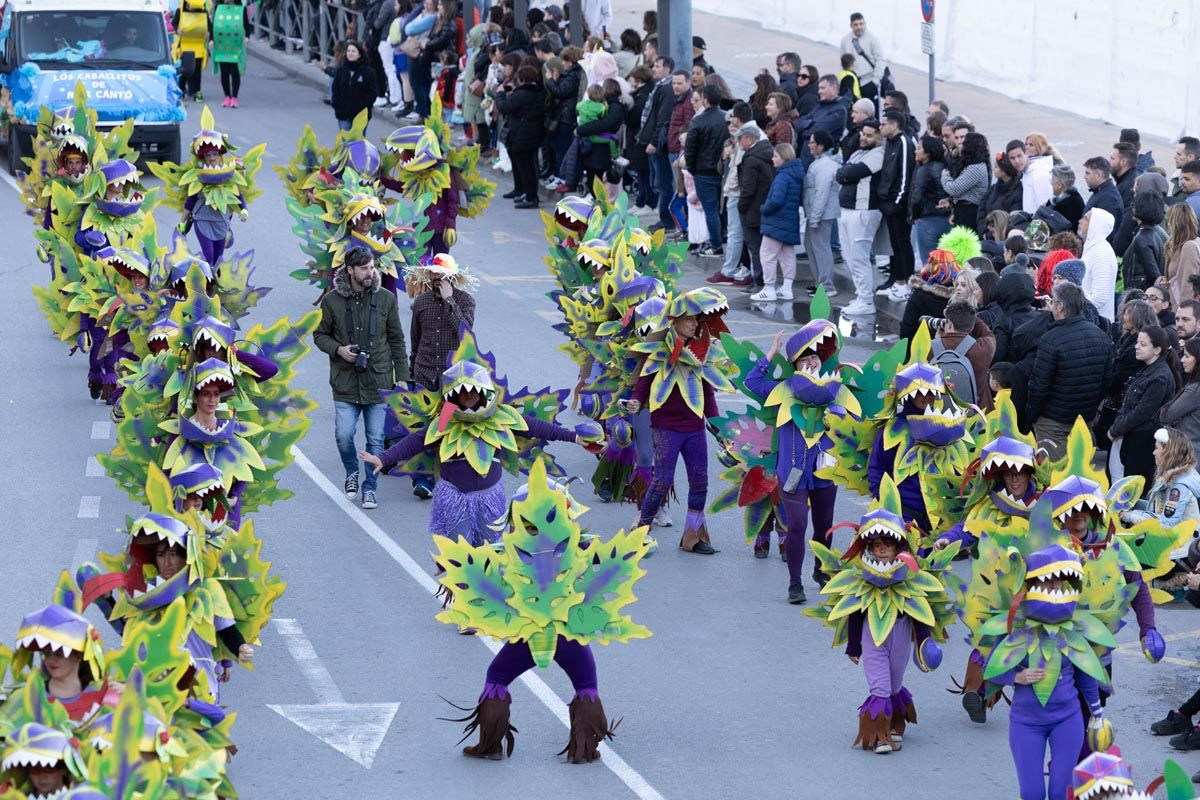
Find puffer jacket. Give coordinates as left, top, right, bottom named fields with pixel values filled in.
left=313, top=265, right=410, bottom=405
left=495, top=82, right=546, bottom=152
left=1111, top=357, right=1177, bottom=439
left=545, top=62, right=584, bottom=127
left=738, top=139, right=776, bottom=228
left=1125, top=466, right=1200, bottom=560
left=910, top=159, right=949, bottom=220
left=1025, top=314, right=1114, bottom=426
left=803, top=151, right=841, bottom=224
left=760, top=158, right=805, bottom=244
left=991, top=271, right=1038, bottom=362
left=1122, top=225, right=1164, bottom=292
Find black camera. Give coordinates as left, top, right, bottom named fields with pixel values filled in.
left=353, top=346, right=370, bottom=372
left=919, top=315, right=948, bottom=331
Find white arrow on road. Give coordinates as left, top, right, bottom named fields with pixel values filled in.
left=267, top=618, right=399, bottom=768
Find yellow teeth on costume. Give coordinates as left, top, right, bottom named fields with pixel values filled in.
left=1026, top=561, right=1084, bottom=582
left=13, top=635, right=75, bottom=658
left=858, top=523, right=904, bottom=542
left=1, top=750, right=64, bottom=770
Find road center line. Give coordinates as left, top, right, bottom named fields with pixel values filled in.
left=71, top=537, right=98, bottom=568
left=85, top=456, right=105, bottom=477
left=77, top=496, right=101, bottom=519
left=289, top=446, right=666, bottom=800
left=91, top=420, right=112, bottom=440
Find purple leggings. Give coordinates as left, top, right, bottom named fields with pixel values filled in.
left=779, top=485, right=837, bottom=582
left=1009, top=701, right=1083, bottom=800
left=863, top=616, right=911, bottom=699
left=196, top=230, right=227, bottom=268
left=483, top=637, right=598, bottom=700
left=638, top=427, right=707, bottom=525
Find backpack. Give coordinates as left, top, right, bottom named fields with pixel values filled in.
left=931, top=335, right=977, bottom=405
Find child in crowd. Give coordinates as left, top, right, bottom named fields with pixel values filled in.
left=988, top=361, right=1013, bottom=396
left=837, top=53, right=860, bottom=101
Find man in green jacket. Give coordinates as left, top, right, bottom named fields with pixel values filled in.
left=314, top=247, right=410, bottom=510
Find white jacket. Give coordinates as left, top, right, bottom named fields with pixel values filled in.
left=1081, top=207, right=1117, bottom=321
left=1022, top=155, right=1054, bottom=213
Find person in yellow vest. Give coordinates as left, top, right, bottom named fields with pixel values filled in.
left=172, top=0, right=210, bottom=102
left=837, top=53, right=861, bottom=103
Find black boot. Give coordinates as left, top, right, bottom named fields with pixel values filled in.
left=1152, top=709, right=1193, bottom=736
left=787, top=580, right=806, bottom=605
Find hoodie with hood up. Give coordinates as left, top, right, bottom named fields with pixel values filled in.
left=1081, top=208, right=1118, bottom=322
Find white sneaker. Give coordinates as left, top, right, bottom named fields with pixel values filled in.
left=887, top=284, right=913, bottom=302
left=842, top=299, right=877, bottom=315
left=390, top=103, right=405, bottom=113
left=731, top=267, right=751, bottom=281
left=614, top=156, right=630, bottom=168
left=777, top=286, right=794, bottom=300
left=750, top=287, right=778, bottom=302
left=373, top=97, right=389, bottom=108
left=653, top=507, right=673, bottom=527
left=826, top=287, right=839, bottom=297
left=404, top=111, right=421, bottom=121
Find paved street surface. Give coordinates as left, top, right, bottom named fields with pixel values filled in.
left=0, top=39, right=1196, bottom=800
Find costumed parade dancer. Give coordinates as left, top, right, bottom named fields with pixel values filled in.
left=435, top=459, right=650, bottom=762
left=363, top=329, right=602, bottom=546
left=172, top=0, right=210, bottom=102
left=806, top=475, right=958, bottom=755
left=150, top=107, right=264, bottom=269
left=623, top=288, right=736, bottom=555
left=211, top=0, right=248, bottom=108
left=381, top=95, right=496, bottom=255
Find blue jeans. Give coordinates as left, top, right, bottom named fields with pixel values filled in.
left=720, top=195, right=744, bottom=276
left=912, top=215, right=951, bottom=266
left=652, top=150, right=675, bottom=228
left=334, top=401, right=386, bottom=492
left=337, top=118, right=353, bottom=131
left=693, top=173, right=723, bottom=248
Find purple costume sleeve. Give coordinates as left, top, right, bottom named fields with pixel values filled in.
left=184, top=193, right=198, bottom=213
left=744, top=357, right=779, bottom=400
left=1074, top=665, right=1102, bottom=714
left=523, top=416, right=577, bottom=443
left=379, top=427, right=431, bottom=471
left=237, top=351, right=279, bottom=382
left=939, top=519, right=974, bottom=547
left=867, top=428, right=887, bottom=497
left=1124, top=570, right=1156, bottom=639
left=631, top=373, right=651, bottom=406
left=845, top=611, right=863, bottom=658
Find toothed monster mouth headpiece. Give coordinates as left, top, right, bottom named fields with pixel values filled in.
left=553, top=195, right=594, bottom=238
left=980, top=435, right=1036, bottom=481
left=785, top=319, right=839, bottom=364
left=191, top=315, right=235, bottom=356
left=576, top=238, right=611, bottom=274
left=55, top=134, right=90, bottom=180
left=339, top=139, right=382, bottom=177
left=1043, top=475, right=1108, bottom=533
left=190, top=357, right=236, bottom=398
left=148, top=316, right=180, bottom=354
left=0, top=722, right=78, bottom=779
left=95, top=159, right=145, bottom=217
left=1022, top=544, right=1083, bottom=623
left=627, top=227, right=652, bottom=256
left=49, top=107, right=75, bottom=141
left=906, top=396, right=971, bottom=446
left=95, top=246, right=150, bottom=283
left=169, top=463, right=227, bottom=511
left=441, top=361, right=499, bottom=420
left=13, top=604, right=104, bottom=678
left=344, top=194, right=393, bottom=255
left=383, top=126, right=441, bottom=173
left=894, top=362, right=945, bottom=405
left=842, top=476, right=917, bottom=586
left=668, top=287, right=731, bottom=334
left=1072, top=752, right=1135, bottom=800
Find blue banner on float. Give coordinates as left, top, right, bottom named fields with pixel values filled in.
left=4, top=62, right=185, bottom=124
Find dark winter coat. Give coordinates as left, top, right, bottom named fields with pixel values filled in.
left=495, top=83, right=546, bottom=152
left=898, top=278, right=952, bottom=343
left=625, top=82, right=653, bottom=171
left=576, top=99, right=624, bottom=173
left=1025, top=315, right=1114, bottom=425
left=778, top=71, right=800, bottom=107
left=636, top=78, right=673, bottom=150
left=840, top=123, right=862, bottom=162
left=1115, top=166, right=1141, bottom=208
left=1043, top=188, right=1085, bottom=232
left=1122, top=226, right=1164, bottom=291
left=910, top=160, right=950, bottom=220
left=1111, top=357, right=1177, bottom=438
left=877, top=131, right=914, bottom=214
left=683, top=105, right=729, bottom=176
left=313, top=266, right=410, bottom=405
left=545, top=63, right=584, bottom=127
left=331, top=59, right=379, bottom=122
left=991, top=271, right=1038, bottom=362
left=794, top=81, right=818, bottom=118
left=418, top=17, right=458, bottom=69
left=737, top=139, right=776, bottom=228
left=666, top=89, right=695, bottom=154
left=1108, top=332, right=1142, bottom=409
left=975, top=178, right=1022, bottom=233
left=760, top=159, right=806, bottom=245
left=1084, top=179, right=1124, bottom=240
left=795, top=98, right=847, bottom=145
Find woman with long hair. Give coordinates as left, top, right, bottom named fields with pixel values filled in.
left=1118, top=427, right=1200, bottom=585
left=1109, top=325, right=1182, bottom=487
left=410, top=0, right=458, bottom=121
left=1024, top=132, right=1064, bottom=166
left=1161, top=337, right=1200, bottom=464
left=1164, top=204, right=1200, bottom=306
left=976, top=153, right=1022, bottom=234
left=941, top=131, right=990, bottom=232
left=749, top=71, right=780, bottom=128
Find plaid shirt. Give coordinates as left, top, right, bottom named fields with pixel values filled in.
left=409, top=288, right=476, bottom=389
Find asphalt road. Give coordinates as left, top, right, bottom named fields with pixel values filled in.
left=0, top=52, right=1197, bottom=799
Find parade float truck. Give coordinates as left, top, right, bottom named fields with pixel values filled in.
left=0, top=0, right=184, bottom=173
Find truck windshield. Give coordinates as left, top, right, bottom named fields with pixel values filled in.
left=17, top=10, right=170, bottom=68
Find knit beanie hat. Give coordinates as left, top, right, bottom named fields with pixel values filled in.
left=921, top=249, right=961, bottom=287
left=1052, top=258, right=1086, bottom=287
left=1037, top=249, right=1074, bottom=296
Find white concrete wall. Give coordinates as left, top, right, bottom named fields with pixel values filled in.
left=691, top=0, right=1200, bottom=142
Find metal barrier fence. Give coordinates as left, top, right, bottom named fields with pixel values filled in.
left=248, top=0, right=367, bottom=65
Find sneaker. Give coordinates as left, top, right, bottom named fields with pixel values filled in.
left=731, top=276, right=754, bottom=287
left=643, top=535, right=659, bottom=557
left=390, top=103, right=406, bottom=114
left=706, top=272, right=734, bottom=284
left=110, top=403, right=125, bottom=423
left=344, top=473, right=359, bottom=499
left=962, top=691, right=987, bottom=724
left=777, top=286, right=794, bottom=301
left=889, top=729, right=904, bottom=743
left=230, top=97, right=238, bottom=108
left=221, top=96, right=232, bottom=108
left=886, top=284, right=913, bottom=302
left=731, top=268, right=752, bottom=280
left=750, top=287, right=777, bottom=302
left=875, top=283, right=896, bottom=296
left=873, top=741, right=893, bottom=755
left=842, top=299, right=877, bottom=315
left=787, top=580, right=807, bottom=604
left=698, top=245, right=724, bottom=258
left=361, top=490, right=378, bottom=510
left=825, top=287, right=839, bottom=298
left=554, top=183, right=571, bottom=194
left=1152, top=710, right=1192, bottom=736
left=373, top=96, right=390, bottom=107
left=1170, top=726, right=1200, bottom=751
left=653, top=507, right=673, bottom=527
left=404, top=111, right=421, bottom=121
left=413, top=483, right=433, bottom=500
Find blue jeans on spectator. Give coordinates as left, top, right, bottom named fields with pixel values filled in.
left=634, top=168, right=656, bottom=208
left=912, top=215, right=952, bottom=266
left=719, top=196, right=744, bottom=276
left=692, top=173, right=723, bottom=248
left=337, top=118, right=353, bottom=131
left=334, top=401, right=386, bottom=493
left=412, top=62, right=433, bottom=119
left=651, top=150, right=674, bottom=228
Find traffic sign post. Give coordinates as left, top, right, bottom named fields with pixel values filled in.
left=920, top=0, right=935, bottom=105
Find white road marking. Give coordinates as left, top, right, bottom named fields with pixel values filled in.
left=91, top=420, right=112, bottom=439
left=77, top=496, right=101, bottom=519
left=472, top=267, right=501, bottom=286
left=290, top=446, right=666, bottom=800
left=85, top=457, right=105, bottom=477
left=502, top=289, right=522, bottom=300
left=0, top=169, right=20, bottom=193
left=71, top=537, right=98, bottom=568
left=536, top=309, right=559, bottom=323
left=269, top=617, right=400, bottom=769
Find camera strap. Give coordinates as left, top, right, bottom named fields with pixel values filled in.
left=345, top=293, right=379, bottom=350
